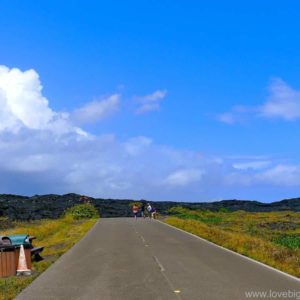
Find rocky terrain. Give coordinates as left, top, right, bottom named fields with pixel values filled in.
left=0, top=193, right=300, bottom=220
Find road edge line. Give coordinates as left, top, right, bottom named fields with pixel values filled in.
left=156, top=219, right=300, bottom=283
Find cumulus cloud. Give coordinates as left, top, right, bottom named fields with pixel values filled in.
left=226, top=163, right=300, bottom=188
left=255, top=164, right=300, bottom=186
left=135, top=90, right=167, bottom=114
left=0, top=65, right=85, bottom=136
left=124, top=136, right=152, bottom=156
left=259, top=78, right=300, bottom=120
left=72, top=94, right=120, bottom=124
left=217, top=78, right=300, bottom=124
left=0, top=66, right=53, bottom=131
left=163, top=169, right=204, bottom=187
left=0, top=125, right=299, bottom=200
left=0, top=65, right=300, bottom=201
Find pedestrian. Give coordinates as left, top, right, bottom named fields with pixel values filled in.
left=146, top=203, right=152, bottom=219
left=151, top=207, right=157, bottom=219
left=140, top=203, right=145, bottom=218
left=132, top=204, right=139, bottom=220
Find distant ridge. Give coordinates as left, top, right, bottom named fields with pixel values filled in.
left=0, top=193, right=300, bottom=220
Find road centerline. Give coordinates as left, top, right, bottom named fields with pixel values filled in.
left=153, top=256, right=183, bottom=300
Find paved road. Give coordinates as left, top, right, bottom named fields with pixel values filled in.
left=17, top=218, right=300, bottom=300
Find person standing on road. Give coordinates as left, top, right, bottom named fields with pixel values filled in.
left=151, top=207, right=157, bottom=219
left=132, top=204, right=139, bottom=220
left=140, top=203, right=145, bottom=218
left=146, top=203, right=152, bottom=219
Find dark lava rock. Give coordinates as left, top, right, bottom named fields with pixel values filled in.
left=1, top=194, right=300, bottom=220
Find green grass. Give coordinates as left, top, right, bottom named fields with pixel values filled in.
left=273, top=235, right=300, bottom=249
left=168, top=207, right=222, bottom=224
left=165, top=207, right=300, bottom=277
left=0, top=205, right=98, bottom=300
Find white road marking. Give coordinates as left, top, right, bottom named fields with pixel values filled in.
left=133, top=221, right=182, bottom=299
left=153, top=255, right=165, bottom=272
left=153, top=255, right=182, bottom=299
left=140, top=235, right=146, bottom=243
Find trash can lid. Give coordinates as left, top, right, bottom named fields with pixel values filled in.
left=8, top=234, right=31, bottom=246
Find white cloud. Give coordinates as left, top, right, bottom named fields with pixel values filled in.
left=233, top=160, right=271, bottom=170
left=259, top=78, right=300, bottom=120
left=218, top=78, right=300, bottom=124
left=255, top=164, right=300, bottom=186
left=0, top=123, right=299, bottom=199
left=217, top=112, right=236, bottom=124
left=163, top=169, right=204, bottom=187
left=225, top=163, right=300, bottom=188
left=0, top=65, right=85, bottom=136
left=72, top=94, right=120, bottom=124
left=124, top=136, right=152, bottom=156
left=0, top=66, right=53, bottom=131
left=0, top=65, right=300, bottom=201
left=135, top=90, right=167, bottom=114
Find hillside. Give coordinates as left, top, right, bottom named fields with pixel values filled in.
left=1, top=194, right=300, bottom=220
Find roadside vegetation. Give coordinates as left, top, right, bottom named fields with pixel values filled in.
left=0, top=203, right=99, bottom=300
left=165, top=207, right=300, bottom=277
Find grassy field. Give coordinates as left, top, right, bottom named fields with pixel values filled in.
left=0, top=204, right=98, bottom=300
left=165, top=207, right=300, bottom=277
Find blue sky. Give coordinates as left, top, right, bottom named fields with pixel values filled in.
left=0, top=1, right=300, bottom=202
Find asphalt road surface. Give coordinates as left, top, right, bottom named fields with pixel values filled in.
left=16, top=218, right=300, bottom=300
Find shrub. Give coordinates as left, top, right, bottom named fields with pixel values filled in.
left=218, top=207, right=230, bottom=213
left=0, top=217, right=14, bottom=230
left=65, top=203, right=99, bottom=220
